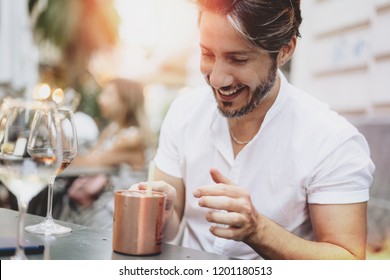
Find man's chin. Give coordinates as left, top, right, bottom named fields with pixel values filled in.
left=217, top=106, right=242, bottom=119
left=212, top=87, right=257, bottom=118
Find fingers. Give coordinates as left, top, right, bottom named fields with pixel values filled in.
left=209, top=225, right=247, bottom=241
left=128, top=182, right=147, bottom=191
left=210, top=168, right=235, bottom=185
left=129, top=181, right=175, bottom=196
left=205, top=211, right=252, bottom=241
left=194, top=184, right=248, bottom=200
left=206, top=211, right=247, bottom=228
left=205, top=207, right=260, bottom=242
left=198, top=194, right=251, bottom=214
left=193, top=170, right=259, bottom=242
left=128, top=181, right=177, bottom=211
left=194, top=168, right=241, bottom=199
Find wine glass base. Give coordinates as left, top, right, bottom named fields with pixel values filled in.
left=25, top=219, right=72, bottom=236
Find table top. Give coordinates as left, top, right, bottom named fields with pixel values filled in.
left=0, top=208, right=233, bottom=260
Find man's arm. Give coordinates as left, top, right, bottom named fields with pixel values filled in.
left=196, top=168, right=368, bottom=259
left=244, top=202, right=367, bottom=260
left=153, top=167, right=186, bottom=241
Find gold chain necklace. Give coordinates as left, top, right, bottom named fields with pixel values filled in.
left=229, top=129, right=251, bottom=145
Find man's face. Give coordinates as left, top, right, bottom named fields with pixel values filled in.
left=199, top=11, right=278, bottom=118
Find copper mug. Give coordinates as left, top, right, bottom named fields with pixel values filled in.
left=112, top=190, right=166, bottom=255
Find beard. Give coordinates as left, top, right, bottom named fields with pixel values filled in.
left=210, top=60, right=278, bottom=119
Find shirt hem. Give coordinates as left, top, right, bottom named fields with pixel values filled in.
left=308, top=189, right=369, bottom=204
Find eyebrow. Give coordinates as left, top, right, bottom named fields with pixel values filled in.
left=200, top=44, right=257, bottom=56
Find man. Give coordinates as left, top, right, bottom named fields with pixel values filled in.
left=136, top=0, right=374, bottom=259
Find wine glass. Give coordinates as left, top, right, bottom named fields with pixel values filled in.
left=0, top=98, right=12, bottom=143
left=0, top=100, right=62, bottom=259
left=25, top=108, right=77, bottom=235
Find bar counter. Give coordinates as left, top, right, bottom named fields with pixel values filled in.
left=0, top=208, right=233, bottom=260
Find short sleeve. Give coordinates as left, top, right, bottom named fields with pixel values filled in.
left=153, top=97, right=183, bottom=178
left=307, top=133, right=375, bottom=204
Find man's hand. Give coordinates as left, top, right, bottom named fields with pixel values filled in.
left=129, top=181, right=177, bottom=227
left=193, top=168, right=261, bottom=243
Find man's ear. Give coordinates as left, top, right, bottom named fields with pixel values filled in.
left=277, top=36, right=297, bottom=67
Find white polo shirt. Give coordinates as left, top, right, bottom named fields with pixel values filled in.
left=154, top=72, right=375, bottom=259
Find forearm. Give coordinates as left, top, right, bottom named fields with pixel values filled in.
left=246, top=216, right=364, bottom=260
left=163, top=209, right=182, bottom=242
left=153, top=167, right=185, bottom=242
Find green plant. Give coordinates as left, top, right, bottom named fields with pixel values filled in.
left=29, top=0, right=119, bottom=121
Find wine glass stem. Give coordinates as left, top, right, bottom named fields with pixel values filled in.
left=45, top=176, right=56, bottom=221
left=15, top=200, right=28, bottom=259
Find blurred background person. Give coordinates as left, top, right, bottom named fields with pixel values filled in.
left=61, top=87, right=99, bottom=153
left=58, top=78, right=156, bottom=230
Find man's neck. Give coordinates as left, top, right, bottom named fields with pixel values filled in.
left=228, top=74, right=281, bottom=139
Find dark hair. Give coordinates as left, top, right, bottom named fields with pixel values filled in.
left=196, top=0, right=302, bottom=56
left=106, top=78, right=144, bottom=128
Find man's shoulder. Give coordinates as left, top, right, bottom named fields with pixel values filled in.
left=287, top=85, right=354, bottom=132
left=284, top=85, right=361, bottom=152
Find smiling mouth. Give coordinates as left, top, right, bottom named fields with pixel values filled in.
left=215, top=85, right=247, bottom=102
left=218, top=85, right=246, bottom=96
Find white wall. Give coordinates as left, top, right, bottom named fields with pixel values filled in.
left=291, top=0, right=390, bottom=115
left=0, top=0, right=39, bottom=99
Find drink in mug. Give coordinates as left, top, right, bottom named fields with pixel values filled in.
left=112, top=190, right=166, bottom=255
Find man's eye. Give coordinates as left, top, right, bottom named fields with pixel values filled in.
left=230, top=57, right=248, bottom=64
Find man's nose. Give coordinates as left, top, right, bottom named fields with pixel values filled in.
left=208, top=61, right=234, bottom=89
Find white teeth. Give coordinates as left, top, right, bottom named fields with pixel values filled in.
left=219, top=86, right=244, bottom=96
